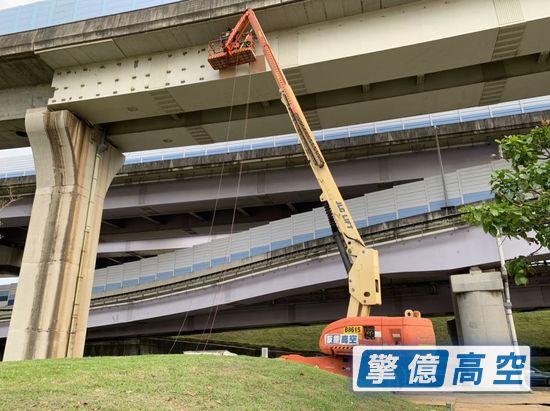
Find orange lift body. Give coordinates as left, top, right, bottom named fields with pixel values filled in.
left=208, top=8, right=435, bottom=377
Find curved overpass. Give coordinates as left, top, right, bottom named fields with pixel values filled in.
left=1, top=209, right=548, bottom=342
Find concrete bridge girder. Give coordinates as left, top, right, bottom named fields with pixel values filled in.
left=0, top=84, right=53, bottom=148
left=84, top=225, right=550, bottom=330
left=38, top=0, right=550, bottom=151
left=0, top=144, right=496, bottom=225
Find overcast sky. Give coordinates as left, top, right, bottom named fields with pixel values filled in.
left=0, top=0, right=45, bottom=11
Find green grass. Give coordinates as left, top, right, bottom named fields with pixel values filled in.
left=428, top=310, right=550, bottom=348
left=186, top=324, right=327, bottom=352
left=185, top=310, right=550, bottom=353
left=0, top=355, right=431, bottom=411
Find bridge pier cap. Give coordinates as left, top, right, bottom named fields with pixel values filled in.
left=3, top=108, right=123, bottom=361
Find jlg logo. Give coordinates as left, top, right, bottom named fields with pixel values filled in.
left=336, top=201, right=353, bottom=230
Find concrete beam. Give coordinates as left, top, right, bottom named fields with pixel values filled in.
left=0, top=245, right=22, bottom=276
left=0, top=0, right=421, bottom=61
left=0, top=85, right=53, bottom=149
left=3, top=109, right=124, bottom=361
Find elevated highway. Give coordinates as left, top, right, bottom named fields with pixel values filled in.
left=2, top=0, right=550, bottom=151
left=2, top=109, right=548, bottom=265
left=1, top=210, right=548, bottom=343
left=2, top=0, right=550, bottom=360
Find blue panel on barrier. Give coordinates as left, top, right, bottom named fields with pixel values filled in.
left=250, top=141, right=273, bottom=149
left=122, top=279, right=139, bottom=287
left=524, top=103, right=550, bottom=113
left=185, top=149, right=205, bottom=157
left=430, top=198, right=462, bottom=211
left=143, top=155, right=162, bottom=162
left=139, top=275, right=156, bottom=284
left=211, top=257, right=229, bottom=267
left=250, top=245, right=270, bottom=256
left=349, top=125, right=375, bottom=137
left=293, top=233, right=314, bottom=244
left=315, top=228, right=332, bottom=239
left=8, top=299, right=14, bottom=306
left=355, top=219, right=367, bottom=229
left=228, top=144, right=244, bottom=152
left=193, top=262, right=210, bottom=272
left=230, top=251, right=249, bottom=261
left=92, top=286, right=105, bottom=294
left=105, top=282, right=122, bottom=291
left=271, top=239, right=292, bottom=250
left=398, top=205, right=429, bottom=219
left=156, top=271, right=173, bottom=280
left=175, top=267, right=192, bottom=276
left=162, top=153, right=183, bottom=160
left=463, top=191, right=493, bottom=203
left=376, top=123, right=402, bottom=133
left=105, top=0, right=133, bottom=15
left=206, top=147, right=227, bottom=155
left=368, top=213, right=397, bottom=226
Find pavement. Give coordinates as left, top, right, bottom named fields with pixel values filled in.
left=401, top=388, right=550, bottom=410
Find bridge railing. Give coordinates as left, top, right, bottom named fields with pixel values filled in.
left=0, top=159, right=510, bottom=305
left=1, top=95, right=549, bottom=180
left=0, top=0, right=181, bottom=36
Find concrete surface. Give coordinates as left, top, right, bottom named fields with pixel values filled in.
left=451, top=269, right=512, bottom=345
left=3, top=0, right=550, bottom=151
left=402, top=389, right=550, bottom=410
left=3, top=109, right=123, bottom=361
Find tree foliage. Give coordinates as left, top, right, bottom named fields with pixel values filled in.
left=463, top=123, right=550, bottom=285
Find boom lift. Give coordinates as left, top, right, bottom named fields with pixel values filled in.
left=208, top=8, right=435, bottom=376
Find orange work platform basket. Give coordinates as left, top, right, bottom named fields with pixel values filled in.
left=207, top=37, right=257, bottom=70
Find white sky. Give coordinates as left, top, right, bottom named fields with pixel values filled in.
left=0, top=147, right=31, bottom=158
left=0, top=0, right=45, bottom=11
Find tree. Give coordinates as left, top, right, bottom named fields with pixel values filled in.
left=463, top=123, right=550, bottom=286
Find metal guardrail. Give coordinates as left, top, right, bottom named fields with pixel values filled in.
left=2, top=96, right=549, bottom=179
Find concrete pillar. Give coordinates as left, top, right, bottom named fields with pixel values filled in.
left=3, top=108, right=123, bottom=361
left=450, top=268, right=512, bottom=345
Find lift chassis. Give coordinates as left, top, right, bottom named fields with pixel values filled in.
left=208, top=8, right=435, bottom=376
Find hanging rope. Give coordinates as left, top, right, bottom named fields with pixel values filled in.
left=169, top=51, right=242, bottom=354
left=198, top=67, right=254, bottom=351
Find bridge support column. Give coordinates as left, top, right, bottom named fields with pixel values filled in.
left=3, top=108, right=124, bottom=361
left=450, top=268, right=512, bottom=345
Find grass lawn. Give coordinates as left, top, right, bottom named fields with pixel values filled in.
left=0, top=355, right=433, bottom=410
left=184, top=310, right=550, bottom=353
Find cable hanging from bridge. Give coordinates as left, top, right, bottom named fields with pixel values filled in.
left=201, top=72, right=253, bottom=350
left=197, top=64, right=254, bottom=351
left=170, top=49, right=245, bottom=353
